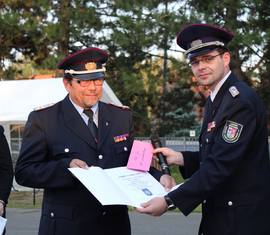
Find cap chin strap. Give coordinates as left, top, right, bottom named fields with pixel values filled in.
left=185, top=41, right=225, bottom=55
left=64, top=67, right=106, bottom=75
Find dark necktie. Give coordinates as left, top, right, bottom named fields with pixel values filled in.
left=206, top=98, right=213, bottom=123
left=83, top=109, right=98, bottom=141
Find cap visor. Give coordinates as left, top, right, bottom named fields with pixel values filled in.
left=187, top=46, right=221, bottom=60
left=72, top=72, right=105, bottom=80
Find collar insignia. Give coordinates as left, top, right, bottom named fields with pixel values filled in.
left=229, top=86, right=239, bottom=97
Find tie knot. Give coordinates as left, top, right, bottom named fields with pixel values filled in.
left=83, top=109, right=93, bottom=119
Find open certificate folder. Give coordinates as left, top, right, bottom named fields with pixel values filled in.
left=0, top=216, right=7, bottom=235
left=69, top=166, right=177, bottom=208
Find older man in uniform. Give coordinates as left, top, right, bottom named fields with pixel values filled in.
left=15, top=47, right=174, bottom=235
left=137, top=23, right=270, bottom=235
left=0, top=125, right=13, bottom=235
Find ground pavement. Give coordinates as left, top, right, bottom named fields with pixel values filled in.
left=6, top=208, right=201, bottom=235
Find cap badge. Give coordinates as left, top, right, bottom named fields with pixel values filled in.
left=191, top=39, right=203, bottom=48
left=85, top=62, right=97, bottom=71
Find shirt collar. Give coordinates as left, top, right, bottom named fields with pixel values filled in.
left=68, top=96, right=99, bottom=115
left=210, top=70, right=231, bottom=102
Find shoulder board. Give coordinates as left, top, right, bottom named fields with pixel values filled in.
left=34, top=103, right=55, bottom=111
left=108, top=103, right=130, bottom=110
left=229, top=86, right=240, bottom=97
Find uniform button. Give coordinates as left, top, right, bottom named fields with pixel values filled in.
left=200, top=144, right=202, bottom=147
left=64, top=148, right=69, bottom=153
left=228, top=201, right=233, bottom=206
left=102, top=211, right=106, bottom=216
left=98, top=154, right=103, bottom=160
left=124, top=147, right=128, bottom=151
left=50, top=212, right=54, bottom=217
left=203, top=200, right=206, bottom=204
left=206, top=138, right=209, bottom=143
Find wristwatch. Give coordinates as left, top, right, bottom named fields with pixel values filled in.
left=164, top=195, right=176, bottom=210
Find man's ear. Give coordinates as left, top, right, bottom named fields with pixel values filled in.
left=63, top=78, right=72, bottom=92
left=223, top=52, right=231, bottom=67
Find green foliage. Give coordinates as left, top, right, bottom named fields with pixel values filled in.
left=186, top=0, right=270, bottom=131
left=1, top=0, right=270, bottom=134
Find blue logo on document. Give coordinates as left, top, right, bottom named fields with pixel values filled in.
left=142, top=188, right=153, bottom=196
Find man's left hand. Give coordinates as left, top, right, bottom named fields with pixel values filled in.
left=0, top=202, right=4, bottom=216
left=137, top=197, right=167, bottom=216
left=159, top=174, right=176, bottom=191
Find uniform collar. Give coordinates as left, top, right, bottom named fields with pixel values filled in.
left=210, top=70, right=231, bottom=102
left=68, top=95, right=99, bottom=115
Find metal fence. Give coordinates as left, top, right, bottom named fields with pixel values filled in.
left=136, top=136, right=270, bottom=153
left=10, top=136, right=270, bottom=165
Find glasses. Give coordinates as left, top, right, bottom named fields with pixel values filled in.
left=73, top=78, right=104, bottom=87
left=189, top=53, right=224, bottom=67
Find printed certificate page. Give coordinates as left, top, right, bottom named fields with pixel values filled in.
left=69, top=166, right=168, bottom=208
left=0, top=216, right=7, bottom=235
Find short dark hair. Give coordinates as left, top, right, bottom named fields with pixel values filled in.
left=215, top=47, right=229, bottom=54
left=63, top=76, right=72, bottom=84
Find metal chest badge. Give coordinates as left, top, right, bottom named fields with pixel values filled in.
left=222, top=120, right=243, bottom=143
left=207, top=121, right=216, bottom=132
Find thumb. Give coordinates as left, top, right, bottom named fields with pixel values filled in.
left=140, top=200, right=151, bottom=208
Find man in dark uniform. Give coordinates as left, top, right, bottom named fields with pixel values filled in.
left=15, top=47, right=174, bottom=235
left=137, top=23, right=270, bottom=235
left=0, top=125, right=13, bottom=234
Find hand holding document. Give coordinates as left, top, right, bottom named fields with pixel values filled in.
left=0, top=216, right=7, bottom=235
left=69, top=166, right=181, bottom=208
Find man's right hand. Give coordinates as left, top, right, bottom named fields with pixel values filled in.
left=0, top=201, right=4, bottom=216
left=69, top=159, right=89, bottom=169
left=153, top=148, right=184, bottom=166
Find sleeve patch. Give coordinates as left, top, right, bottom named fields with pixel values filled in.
left=222, top=120, right=243, bottom=143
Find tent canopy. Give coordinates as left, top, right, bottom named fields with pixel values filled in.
left=0, top=78, right=121, bottom=122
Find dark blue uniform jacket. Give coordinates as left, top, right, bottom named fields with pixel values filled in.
left=0, top=125, right=13, bottom=219
left=168, top=74, right=270, bottom=235
left=15, top=96, right=161, bottom=235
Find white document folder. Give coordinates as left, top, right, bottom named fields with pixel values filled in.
left=69, top=166, right=172, bottom=208
left=0, top=216, right=7, bottom=235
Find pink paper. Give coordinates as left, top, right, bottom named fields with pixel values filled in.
left=127, top=140, right=154, bottom=172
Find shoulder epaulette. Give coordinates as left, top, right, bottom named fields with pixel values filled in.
left=108, top=103, right=130, bottom=110
left=229, top=86, right=239, bottom=97
left=34, top=103, right=55, bottom=111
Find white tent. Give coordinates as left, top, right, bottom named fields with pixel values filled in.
left=0, top=78, right=123, bottom=190
left=0, top=78, right=121, bottom=122
left=0, top=78, right=122, bottom=147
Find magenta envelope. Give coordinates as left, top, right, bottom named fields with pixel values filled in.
left=127, top=140, right=154, bottom=172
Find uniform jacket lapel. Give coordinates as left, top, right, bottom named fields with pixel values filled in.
left=201, top=97, right=212, bottom=131
left=199, top=73, right=238, bottom=140
left=97, top=102, right=111, bottom=149
left=61, top=95, right=97, bottom=148
left=211, top=73, right=238, bottom=119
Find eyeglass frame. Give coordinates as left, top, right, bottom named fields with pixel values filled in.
left=188, top=52, right=225, bottom=67
left=72, top=78, right=104, bottom=87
